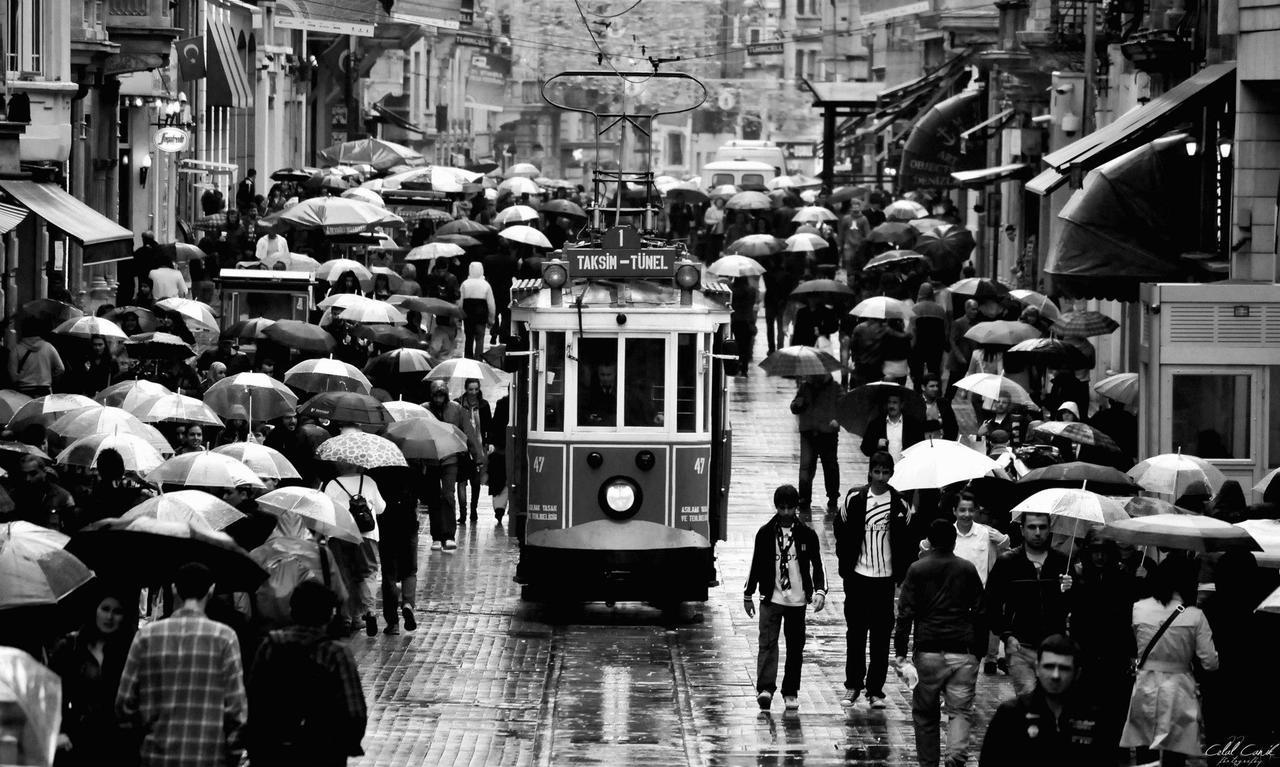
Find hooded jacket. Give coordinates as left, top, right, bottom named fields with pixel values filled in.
left=459, top=262, right=495, bottom=325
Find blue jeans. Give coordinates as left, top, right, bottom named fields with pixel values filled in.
left=798, top=430, right=839, bottom=509
left=911, top=651, right=978, bottom=767
left=756, top=601, right=807, bottom=696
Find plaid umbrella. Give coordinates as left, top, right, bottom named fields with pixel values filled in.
left=299, top=392, right=392, bottom=427
left=1095, top=372, right=1139, bottom=406
left=262, top=320, right=335, bottom=354
left=284, top=359, right=373, bottom=395
left=1099, top=514, right=1261, bottom=553
left=212, top=442, right=301, bottom=481
left=385, top=416, right=468, bottom=462
left=1030, top=421, right=1119, bottom=451
left=315, top=431, right=407, bottom=469
left=758, top=347, right=842, bottom=378
left=148, top=453, right=266, bottom=491
left=1054, top=311, right=1119, bottom=337
left=0, top=521, right=94, bottom=609
left=194, top=213, right=228, bottom=231
left=255, top=487, right=362, bottom=544
left=120, top=490, right=246, bottom=531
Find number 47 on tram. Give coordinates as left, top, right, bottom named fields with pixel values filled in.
left=506, top=225, right=736, bottom=604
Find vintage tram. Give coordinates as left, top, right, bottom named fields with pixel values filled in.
left=506, top=71, right=735, bottom=603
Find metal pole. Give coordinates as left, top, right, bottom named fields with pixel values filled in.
left=1082, top=0, right=1097, bottom=135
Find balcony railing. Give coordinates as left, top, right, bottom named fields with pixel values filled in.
left=107, top=0, right=147, bottom=16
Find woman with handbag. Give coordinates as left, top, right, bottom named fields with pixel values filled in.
left=1120, top=555, right=1219, bottom=766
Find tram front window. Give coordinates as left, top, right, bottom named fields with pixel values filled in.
left=624, top=339, right=665, bottom=427
left=577, top=337, right=666, bottom=428
left=579, top=338, right=619, bottom=426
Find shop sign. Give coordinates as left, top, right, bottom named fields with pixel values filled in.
left=153, top=126, right=190, bottom=153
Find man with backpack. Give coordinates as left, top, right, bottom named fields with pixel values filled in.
left=248, top=581, right=367, bottom=766
left=323, top=462, right=385, bottom=636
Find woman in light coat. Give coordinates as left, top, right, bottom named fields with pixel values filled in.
left=1120, top=555, right=1219, bottom=766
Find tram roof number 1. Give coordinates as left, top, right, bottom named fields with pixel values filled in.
left=564, top=226, right=681, bottom=279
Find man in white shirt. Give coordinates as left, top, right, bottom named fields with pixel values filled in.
left=323, top=466, right=385, bottom=636
left=255, top=231, right=290, bottom=263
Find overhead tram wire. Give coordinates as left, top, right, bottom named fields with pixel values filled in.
left=572, top=0, right=655, bottom=84
left=584, top=0, right=644, bottom=19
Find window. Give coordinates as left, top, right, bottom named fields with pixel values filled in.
left=1170, top=374, right=1250, bottom=459
left=711, top=173, right=734, bottom=187
left=748, top=27, right=762, bottom=43
left=666, top=133, right=684, bottom=166
left=543, top=332, right=565, bottom=431
left=1269, top=367, right=1280, bottom=468
left=676, top=334, right=697, bottom=433
left=624, top=338, right=665, bottom=427
left=7, top=0, right=42, bottom=73
left=578, top=337, right=618, bottom=427
left=741, top=173, right=765, bottom=189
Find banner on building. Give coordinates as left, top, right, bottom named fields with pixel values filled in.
left=897, top=90, right=984, bottom=191
left=466, top=52, right=509, bottom=112
left=275, top=0, right=374, bottom=37
left=205, top=0, right=254, bottom=108
left=176, top=36, right=206, bottom=81
left=857, top=0, right=930, bottom=24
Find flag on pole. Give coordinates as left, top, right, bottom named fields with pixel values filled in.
left=175, top=36, right=206, bottom=81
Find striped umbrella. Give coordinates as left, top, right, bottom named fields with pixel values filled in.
left=1030, top=421, right=1119, bottom=451
left=148, top=452, right=266, bottom=491
left=130, top=394, right=224, bottom=427
left=284, top=359, right=373, bottom=395
left=0, top=521, right=94, bottom=609
left=364, top=348, right=435, bottom=379
left=1054, top=310, right=1119, bottom=338
left=1100, top=513, right=1261, bottom=553
left=120, top=490, right=246, bottom=531
left=57, top=433, right=165, bottom=473
left=255, top=487, right=362, bottom=544
left=9, top=394, right=102, bottom=431
left=758, top=347, right=842, bottom=378
left=212, top=443, right=301, bottom=481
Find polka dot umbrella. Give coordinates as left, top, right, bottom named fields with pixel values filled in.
left=315, top=431, right=407, bottom=470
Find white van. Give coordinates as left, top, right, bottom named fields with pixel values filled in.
left=713, top=140, right=787, bottom=176
left=701, top=159, right=777, bottom=191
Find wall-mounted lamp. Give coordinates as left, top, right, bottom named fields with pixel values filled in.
left=1184, top=138, right=1199, bottom=157
left=1218, top=137, right=1232, bottom=159
left=139, top=154, right=152, bottom=187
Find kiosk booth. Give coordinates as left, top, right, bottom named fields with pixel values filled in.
left=215, top=269, right=315, bottom=328
left=1139, top=281, right=1280, bottom=495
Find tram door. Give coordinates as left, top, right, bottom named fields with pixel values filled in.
left=1158, top=365, right=1263, bottom=490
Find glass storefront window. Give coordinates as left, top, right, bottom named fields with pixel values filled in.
left=1269, top=367, right=1280, bottom=469
left=543, top=332, right=565, bottom=432
left=676, top=334, right=697, bottom=432
left=1170, top=374, right=1250, bottom=459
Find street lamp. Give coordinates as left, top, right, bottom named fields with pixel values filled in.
left=1218, top=137, right=1232, bottom=159
left=1184, top=137, right=1198, bottom=157
left=139, top=154, right=152, bottom=187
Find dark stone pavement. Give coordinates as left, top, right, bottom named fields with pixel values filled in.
left=348, top=324, right=1015, bottom=766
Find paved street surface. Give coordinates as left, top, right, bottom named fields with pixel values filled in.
left=350, top=328, right=1013, bottom=766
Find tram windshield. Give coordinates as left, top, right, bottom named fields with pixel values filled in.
left=577, top=337, right=666, bottom=428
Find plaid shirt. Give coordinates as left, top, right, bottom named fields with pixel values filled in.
left=116, top=606, right=247, bottom=767
left=251, top=626, right=368, bottom=755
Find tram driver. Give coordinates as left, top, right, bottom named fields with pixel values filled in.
left=579, top=357, right=664, bottom=427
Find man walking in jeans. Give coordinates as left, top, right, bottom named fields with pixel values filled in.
left=895, top=519, right=985, bottom=767
left=744, top=484, right=828, bottom=712
left=834, top=451, right=915, bottom=709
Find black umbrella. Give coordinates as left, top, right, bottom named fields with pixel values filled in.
left=124, top=332, right=195, bottom=361
left=540, top=199, right=587, bottom=219
left=436, top=218, right=494, bottom=236
left=788, top=279, right=856, bottom=304
left=914, top=225, right=976, bottom=282
left=270, top=167, right=312, bottom=182
left=298, top=391, right=392, bottom=428
left=433, top=234, right=482, bottom=249
left=1015, top=461, right=1142, bottom=497
left=949, top=277, right=1011, bottom=300
left=835, top=382, right=924, bottom=435
left=868, top=222, right=918, bottom=247
left=68, top=516, right=267, bottom=591
left=16, top=299, right=83, bottom=327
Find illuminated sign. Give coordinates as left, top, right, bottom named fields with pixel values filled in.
left=564, top=226, right=679, bottom=278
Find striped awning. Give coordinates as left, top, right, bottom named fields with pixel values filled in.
left=0, top=202, right=27, bottom=234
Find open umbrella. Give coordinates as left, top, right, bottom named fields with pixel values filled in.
left=433, top=233, right=482, bottom=249
left=1128, top=453, right=1226, bottom=497
left=1008, top=289, right=1061, bottom=321
left=436, top=217, right=493, bottom=237
left=17, top=298, right=82, bottom=326
left=1012, top=488, right=1129, bottom=535
left=0, top=390, right=31, bottom=424
left=868, top=222, right=917, bottom=247
left=504, top=162, right=541, bottom=178
left=315, top=431, right=407, bottom=469
left=221, top=318, right=276, bottom=341
left=789, top=279, right=855, bottom=304
left=47, top=406, right=172, bottom=455
left=280, top=197, right=402, bottom=234
left=386, top=295, right=462, bottom=319
left=709, top=184, right=741, bottom=199
left=203, top=373, right=299, bottom=422
left=124, top=332, right=195, bottom=361
left=493, top=205, right=540, bottom=227
left=212, top=443, right=301, bottom=481
left=1030, top=421, right=1119, bottom=451
left=791, top=206, right=838, bottom=224
left=1016, top=462, right=1142, bottom=496
left=1005, top=338, right=1092, bottom=369
left=1054, top=311, right=1120, bottom=337
left=1099, top=514, right=1261, bottom=553
left=884, top=199, right=928, bottom=221
left=497, top=176, right=540, bottom=196
left=952, top=373, right=1033, bottom=406
left=725, top=191, right=772, bottom=211
left=94, top=380, right=170, bottom=409
left=949, top=277, right=1011, bottom=299
left=8, top=394, right=100, bottom=431
left=148, top=452, right=266, bottom=491
left=498, top=225, right=553, bottom=249
left=850, top=296, right=911, bottom=320
left=271, top=167, right=312, bottom=182
left=964, top=320, right=1041, bottom=347
left=105, top=306, right=158, bottom=333
left=758, top=347, right=842, bottom=378
left=913, top=225, right=976, bottom=282
left=666, top=183, right=709, bottom=205
left=889, top=440, right=999, bottom=491
left=863, top=250, right=929, bottom=271
left=284, top=358, right=373, bottom=395
left=319, top=137, right=424, bottom=169
left=120, top=491, right=246, bottom=531
left=406, top=242, right=466, bottom=262
left=1095, top=372, right=1139, bottom=406
left=540, top=198, right=587, bottom=219
left=0, top=521, right=94, bottom=610
left=298, top=392, right=392, bottom=427
left=783, top=235, right=820, bottom=254
left=57, top=433, right=165, bottom=473
left=385, top=417, right=468, bottom=462
left=255, top=487, right=362, bottom=544
left=835, top=382, right=924, bottom=435
left=314, top=258, right=374, bottom=287
left=338, top=300, right=406, bottom=327
left=53, top=316, right=126, bottom=341
left=0, top=646, right=63, bottom=767
left=154, top=298, right=219, bottom=333
left=381, top=400, right=431, bottom=422
left=707, top=255, right=766, bottom=278
left=725, top=234, right=784, bottom=257
left=261, top=320, right=335, bottom=354
left=423, top=358, right=504, bottom=386
left=364, top=348, right=434, bottom=379
left=340, top=187, right=385, bottom=207
left=69, top=515, right=266, bottom=590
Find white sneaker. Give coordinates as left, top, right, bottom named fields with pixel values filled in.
left=430, top=541, right=443, bottom=551
left=783, top=695, right=799, bottom=711
left=443, top=540, right=457, bottom=552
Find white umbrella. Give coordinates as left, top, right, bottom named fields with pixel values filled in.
left=338, top=300, right=406, bottom=325
left=494, top=205, right=540, bottom=227
left=884, top=199, right=929, bottom=221
left=0, top=521, right=93, bottom=609
left=54, top=316, right=127, bottom=340
left=952, top=373, right=1034, bottom=406
left=707, top=255, right=765, bottom=278
left=406, top=242, right=465, bottom=262
left=1128, top=453, right=1227, bottom=497
left=785, top=232, right=827, bottom=251
left=725, top=191, right=772, bottom=211
left=47, top=406, right=173, bottom=455
left=57, top=433, right=165, bottom=473
left=889, top=440, right=999, bottom=491
left=121, top=490, right=246, bottom=531
left=95, top=380, right=171, bottom=409
left=316, top=292, right=374, bottom=313
left=850, top=296, right=911, bottom=320
left=203, top=373, right=298, bottom=422
left=212, top=443, right=302, bottom=481
left=791, top=206, right=838, bottom=224
left=504, top=162, right=541, bottom=179
left=340, top=187, right=385, bottom=207
left=130, top=393, right=224, bottom=427
left=498, top=225, right=553, bottom=249
left=256, top=486, right=363, bottom=544
left=498, top=176, right=540, bottom=196
left=154, top=298, right=219, bottom=333
left=1100, top=513, right=1260, bottom=553
left=1012, top=488, right=1129, bottom=534
left=424, top=357, right=504, bottom=386
left=148, top=452, right=266, bottom=491
left=314, top=258, right=374, bottom=287
left=284, top=358, right=374, bottom=395
left=382, top=400, right=431, bottom=422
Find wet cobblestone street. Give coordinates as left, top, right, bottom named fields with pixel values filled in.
left=349, top=327, right=1014, bottom=766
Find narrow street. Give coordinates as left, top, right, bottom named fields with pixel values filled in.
left=351, top=330, right=1011, bottom=767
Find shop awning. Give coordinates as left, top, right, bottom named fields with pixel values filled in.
left=951, top=162, right=1032, bottom=187
left=898, top=89, right=986, bottom=189
left=961, top=108, right=1015, bottom=145
left=0, top=202, right=27, bottom=235
left=0, top=180, right=133, bottom=259
left=372, top=103, right=425, bottom=135
left=877, top=47, right=977, bottom=105
left=1026, top=167, right=1067, bottom=195
left=804, top=80, right=884, bottom=110
left=1043, top=62, right=1235, bottom=174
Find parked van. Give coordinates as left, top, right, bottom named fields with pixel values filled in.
left=701, top=159, right=777, bottom=191
left=713, top=140, right=787, bottom=176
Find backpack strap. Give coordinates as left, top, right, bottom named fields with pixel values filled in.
left=1137, top=604, right=1185, bottom=671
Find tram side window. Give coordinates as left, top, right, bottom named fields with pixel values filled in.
left=676, top=334, right=697, bottom=432
left=544, top=332, right=565, bottom=432
left=578, top=337, right=619, bottom=426
left=624, top=338, right=666, bottom=428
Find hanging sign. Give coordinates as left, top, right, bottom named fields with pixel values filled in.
left=153, top=126, right=190, bottom=153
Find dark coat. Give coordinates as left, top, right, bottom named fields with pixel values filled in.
left=985, top=546, right=1070, bottom=645
left=978, top=686, right=1116, bottom=767
left=832, top=485, right=915, bottom=583
left=744, top=517, right=827, bottom=603
left=859, top=414, right=926, bottom=458
left=923, top=397, right=959, bottom=440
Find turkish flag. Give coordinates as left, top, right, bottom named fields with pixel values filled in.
left=176, top=36, right=206, bottom=81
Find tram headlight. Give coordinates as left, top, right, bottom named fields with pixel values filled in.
left=635, top=450, right=655, bottom=471
left=674, top=260, right=700, bottom=290
left=542, top=260, right=568, bottom=289
left=598, top=476, right=642, bottom=520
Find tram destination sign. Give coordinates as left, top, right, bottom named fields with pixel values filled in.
left=565, top=226, right=679, bottom=278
